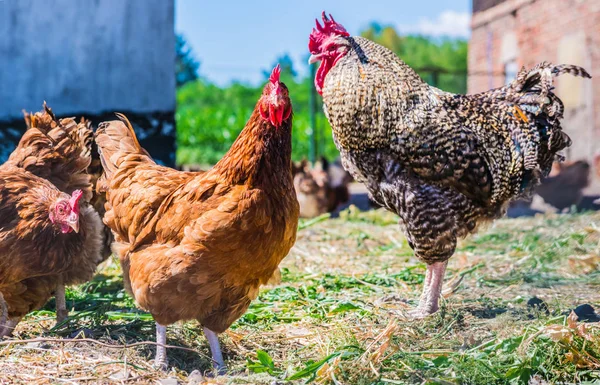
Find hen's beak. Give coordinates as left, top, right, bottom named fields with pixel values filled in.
left=67, top=213, right=80, bottom=233
left=308, top=54, right=321, bottom=64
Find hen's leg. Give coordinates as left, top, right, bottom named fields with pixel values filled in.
left=203, top=327, right=225, bottom=374
left=154, top=322, right=168, bottom=370
left=0, top=319, right=20, bottom=338
left=408, top=261, right=447, bottom=319
left=0, top=293, right=8, bottom=337
left=55, top=279, right=68, bottom=323
left=0, top=293, right=7, bottom=329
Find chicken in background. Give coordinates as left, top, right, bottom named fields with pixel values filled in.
left=594, top=153, right=600, bottom=205
left=0, top=104, right=104, bottom=336
left=87, top=138, right=115, bottom=262
left=293, top=159, right=330, bottom=218
left=293, top=157, right=353, bottom=218
left=535, top=160, right=590, bottom=212
left=507, top=160, right=598, bottom=216
left=308, top=12, right=591, bottom=318
left=94, top=65, right=299, bottom=371
left=320, top=157, right=353, bottom=212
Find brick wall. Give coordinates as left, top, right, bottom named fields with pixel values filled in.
left=468, top=0, right=600, bottom=191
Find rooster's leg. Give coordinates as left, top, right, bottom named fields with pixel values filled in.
left=407, top=261, right=447, bottom=319
left=55, top=279, right=68, bottom=323
left=203, top=327, right=226, bottom=374
left=154, top=322, right=168, bottom=370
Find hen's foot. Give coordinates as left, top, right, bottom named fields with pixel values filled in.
left=153, top=357, right=168, bottom=372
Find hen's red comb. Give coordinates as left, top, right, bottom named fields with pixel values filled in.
left=69, top=189, right=83, bottom=214
left=309, top=11, right=349, bottom=53
left=269, top=64, right=281, bottom=84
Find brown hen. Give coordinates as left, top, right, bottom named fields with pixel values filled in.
left=0, top=104, right=104, bottom=336
left=95, top=65, right=299, bottom=371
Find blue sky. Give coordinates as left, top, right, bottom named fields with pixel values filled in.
left=175, top=1, right=471, bottom=86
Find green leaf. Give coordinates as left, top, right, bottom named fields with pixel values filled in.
left=287, top=352, right=341, bottom=381
left=256, top=350, right=275, bottom=369
left=329, top=302, right=361, bottom=314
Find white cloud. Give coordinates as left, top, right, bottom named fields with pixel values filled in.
left=396, top=10, right=470, bottom=38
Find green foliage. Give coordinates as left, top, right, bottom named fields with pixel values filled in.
left=176, top=34, right=200, bottom=87
left=176, top=58, right=339, bottom=165
left=247, top=350, right=282, bottom=376
left=176, top=27, right=468, bottom=166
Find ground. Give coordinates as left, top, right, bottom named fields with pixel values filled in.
left=1, top=207, right=599, bottom=384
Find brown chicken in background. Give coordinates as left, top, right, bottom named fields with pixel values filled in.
left=535, top=160, right=590, bottom=211
left=87, top=138, right=114, bottom=262
left=293, top=159, right=330, bottom=218
left=95, top=65, right=299, bottom=371
left=321, top=157, right=353, bottom=212
left=293, top=157, right=352, bottom=218
left=308, top=12, right=591, bottom=318
left=0, top=104, right=104, bottom=337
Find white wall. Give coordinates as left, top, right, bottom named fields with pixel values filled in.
left=0, top=0, right=175, bottom=120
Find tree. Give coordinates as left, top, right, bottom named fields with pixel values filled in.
left=176, top=34, right=200, bottom=87
left=360, top=24, right=468, bottom=93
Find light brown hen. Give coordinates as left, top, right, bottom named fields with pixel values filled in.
left=95, top=65, right=299, bottom=371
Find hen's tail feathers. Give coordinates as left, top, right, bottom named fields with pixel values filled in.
left=94, top=114, right=153, bottom=191
left=8, top=103, right=94, bottom=200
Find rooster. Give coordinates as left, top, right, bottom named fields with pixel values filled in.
left=0, top=105, right=104, bottom=336
left=95, top=65, right=299, bottom=371
left=308, top=12, right=591, bottom=318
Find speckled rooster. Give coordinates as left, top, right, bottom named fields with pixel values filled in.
left=308, top=12, right=591, bottom=318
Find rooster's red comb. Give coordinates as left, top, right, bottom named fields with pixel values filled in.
left=269, top=64, right=281, bottom=84
left=309, top=11, right=349, bottom=53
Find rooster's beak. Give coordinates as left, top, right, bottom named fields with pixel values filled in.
left=308, top=54, right=321, bottom=64
left=67, top=213, right=80, bottom=233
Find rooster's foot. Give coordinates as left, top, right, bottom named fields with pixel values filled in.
left=406, top=307, right=438, bottom=320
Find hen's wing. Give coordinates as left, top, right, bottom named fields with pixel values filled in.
left=122, top=174, right=297, bottom=332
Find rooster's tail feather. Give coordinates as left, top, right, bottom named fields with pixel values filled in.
left=506, top=63, right=590, bottom=192
left=511, top=62, right=591, bottom=120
